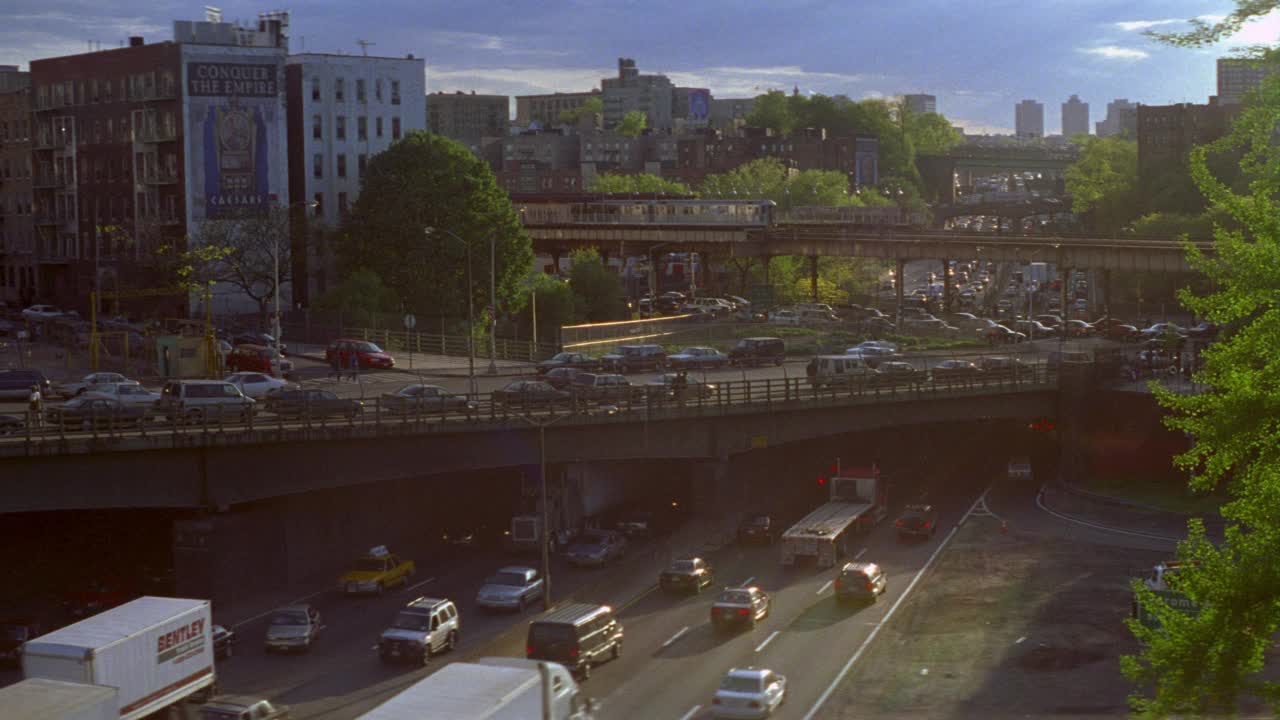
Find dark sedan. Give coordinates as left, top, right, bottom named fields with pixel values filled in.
left=667, top=346, right=728, bottom=370
left=542, top=367, right=585, bottom=390
left=659, top=557, right=715, bottom=594
left=491, top=380, right=571, bottom=408
left=1103, top=323, right=1142, bottom=341
left=45, top=396, right=148, bottom=429
left=265, top=389, right=363, bottom=419
left=931, top=359, right=981, bottom=382
left=379, top=384, right=476, bottom=415
left=644, top=374, right=717, bottom=401
left=233, top=331, right=286, bottom=355
left=536, top=352, right=599, bottom=375
left=874, top=361, right=923, bottom=386
left=980, top=324, right=1027, bottom=344
left=737, top=513, right=776, bottom=544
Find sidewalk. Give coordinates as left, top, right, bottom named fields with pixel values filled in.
left=289, top=342, right=536, bottom=378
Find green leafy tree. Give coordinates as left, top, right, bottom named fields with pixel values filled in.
left=336, top=131, right=533, bottom=324
left=313, top=267, right=399, bottom=327
left=1121, top=6, right=1280, bottom=715
left=905, top=110, right=963, bottom=155
left=514, top=273, right=578, bottom=343
left=745, top=90, right=795, bottom=134
left=588, top=173, right=690, bottom=195
left=1064, top=136, right=1140, bottom=232
left=559, top=96, right=603, bottom=124
left=700, top=158, right=856, bottom=208
left=615, top=110, right=647, bottom=137
left=567, top=248, right=625, bottom=322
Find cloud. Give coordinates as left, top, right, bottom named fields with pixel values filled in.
left=1222, top=9, right=1280, bottom=47
left=1080, top=45, right=1150, bottom=60
left=426, top=65, right=606, bottom=96
left=426, top=31, right=569, bottom=57
left=666, top=65, right=882, bottom=97
left=1113, top=19, right=1182, bottom=32
left=950, top=119, right=1015, bottom=136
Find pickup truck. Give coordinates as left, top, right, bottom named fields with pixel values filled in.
left=338, top=546, right=415, bottom=595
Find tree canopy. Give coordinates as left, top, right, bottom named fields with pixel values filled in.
left=587, top=173, right=691, bottom=195
left=559, top=96, right=603, bottom=124
left=1064, top=136, right=1140, bottom=232
left=615, top=110, right=647, bottom=137
left=566, top=248, right=625, bottom=322
left=312, top=267, right=399, bottom=327
left=335, top=131, right=533, bottom=323
left=1123, top=5, right=1280, bottom=713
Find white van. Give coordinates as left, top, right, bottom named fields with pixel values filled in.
left=808, top=354, right=876, bottom=388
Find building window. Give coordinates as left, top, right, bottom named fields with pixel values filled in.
left=375, top=117, right=383, bottom=138
left=338, top=191, right=348, bottom=215
left=356, top=79, right=366, bottom=103
left=391, top=80, right=401, bottom=105
left=313, top=192, right=323, bottom=216
left=375, top=79, right=383, bottom=102
left=358, top=154, right=367, bottom=178
left=337, top=154, right=347, bottom=178
left=336, top=116, right=346, bottom=141
left=357, top=116, right=367, bottom=141
left=391, top=117, right=401, bottom=140
left=311, top=77, right=321, bottom=101
left=312, top=114, right=322, bottom=140
left=335, top=78, right=345, bottom=103
left=313, top=153, right=323, bottom=179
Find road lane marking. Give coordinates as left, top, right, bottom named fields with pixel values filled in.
left=404, top=576, right=436, bottom=593
left=677, top=705, right=702, bottom=720
left=802, top=487, right=989, bottom=720
left=1034, top=486, right=1180, bottom=544
left=854, top=547, right=867, bottom=560
left=620, top=584, right=659, bottom=611
left=661, top=626, right=691, bottom=649
left=816, top=579, right=834, bottom=596
left=755, top=630, right=779, bottom=652
left=741, top=576, right=755, bottom=586
left=230, top=586, right=331, bottom=629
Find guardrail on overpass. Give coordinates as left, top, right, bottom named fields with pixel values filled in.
left=0, top=368, right=1066, bottom=513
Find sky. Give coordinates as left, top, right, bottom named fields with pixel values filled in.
left=3, top=0, right=1278, bottom=134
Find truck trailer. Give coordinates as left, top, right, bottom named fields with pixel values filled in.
left=781, top=468, right=888, bottom=568
left=22, top=596, right=215, bottom=720
left=0, top=678, right=118, bottom=720
left=357, top=657, right=592, bottom=720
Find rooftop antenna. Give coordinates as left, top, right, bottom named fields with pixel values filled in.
left=205, top=5, right=223, bottom=22
left=357, top=39, right=375, bottom=56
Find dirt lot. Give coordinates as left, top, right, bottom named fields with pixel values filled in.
left=820, top=516, right=1167, bottom=719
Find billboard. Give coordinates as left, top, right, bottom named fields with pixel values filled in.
left=185, top=61, right=284, bottom=219
left=687, top=88, right=710, bottom=122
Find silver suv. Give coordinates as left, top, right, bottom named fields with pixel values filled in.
left=377, top=597, right=460, bottom=665
left=158, top=380, right=254, bottom=423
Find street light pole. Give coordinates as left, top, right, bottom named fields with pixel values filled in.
left=488, top=231, right=498, bottom=375
left=426, top=226, right=479, bottom=396
left=539, top=422, right=551, bottom=608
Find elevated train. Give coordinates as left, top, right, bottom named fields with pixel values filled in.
left=511, top=193, right=927, bottom=230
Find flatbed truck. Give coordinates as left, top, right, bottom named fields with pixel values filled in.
left=781, top=468, right=888, bottom=568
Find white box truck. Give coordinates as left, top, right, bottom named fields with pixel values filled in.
left=358, top=656, right=593, bottom=720
left=781, top=467, right=888, bottom=568
left=22, top=596, right=215, bottom=720
left=0, top=677, right=118, bottom=720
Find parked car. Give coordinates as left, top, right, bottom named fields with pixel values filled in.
left=199, top=696, right=291, bottom=720
left=711, top=667, right=787, bottom=720
left=226, top=344, right=292, bottom=376
left=565, top=530, right=628, bottom=567
left=45, top=396, right=148, bottom=429
left=0, top=369, right=51, bottom=400
left=265, top=389, right=363, bottom=419
left=979, top=324, right=1027, bottom=344
left=710, top=586, right=770, bottom=630
left=874, top=361, right=923, bottom=385
left=378, top=384, right=477, bottom=415
left=659, top=557, right=716, bottom=594
left=1065, top=319, right=1097, bottom=338
left=542, top=367, right=586, bottom=390
left=79, top=382, right=161, bottom=409
left=843, top=345, right=898, bottom=367
left=231, top=331, right=286, bottom=355
left=643, top=373, right=718, bottom=401
left=21, top=304, right=63, bottom=321
left=1185, top=321, right=1219, bottom=340
left=571, top=373, right=642, bottom=404
left=476, top=566, right=545, bottom=613
left=1034, top=314, right=1064, bottom=328
left=834, top=562, right=887, bottom=603
left=223, top=372, right=293, bottom=399
left=58, top=372, right=130, bottom=399
left=491, top=380, right=570, bottom=408
left=974, top=356, right=1032, bottom=379
left=157, top=380, right=255, bottom=423
left=1103, top=323, right=1142, bottom=342
left=537, top=352, right=599, bottom=374
left=728, top=337, right=786, bottom=367
left=1139, top=322, right=1186, bottom=340
left=667, top=346, right=728, bottom=370
left=931, top=359, right=981, bottom=382
left=325, top=339, right=394, bottom=370
left=1014, top=320, right=1056, bottom=337
left=599, top=344, right=667, bottom=373
left=737, top=513, right=777, bottom=545
left=768, top=309, right=801, bottom=326
left=263, top=604, right=323, bottom=653
left=895, top=504, right=939, bottom=539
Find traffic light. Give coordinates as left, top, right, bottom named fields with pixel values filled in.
left=1028, top=419, right=1056, bottom=432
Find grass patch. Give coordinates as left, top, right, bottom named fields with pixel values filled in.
left=1082, top=475, right=1225, bottom=516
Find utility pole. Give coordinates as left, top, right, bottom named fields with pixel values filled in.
left=488, top=231, right=498, bottom=374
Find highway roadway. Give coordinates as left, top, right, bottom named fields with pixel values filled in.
left=192, top=427, right=1000, bottom=719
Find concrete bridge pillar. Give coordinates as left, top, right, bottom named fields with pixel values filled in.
left=1060, top=265, right=1071, bottom=338
left=942, top=257, right=953, bottom=313
left=1102, top=269, right=1112, bottom=318
left=549, top=250, right=562, bottom=275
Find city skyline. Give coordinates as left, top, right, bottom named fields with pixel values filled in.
left=2, top=1, right=1277, bottom=134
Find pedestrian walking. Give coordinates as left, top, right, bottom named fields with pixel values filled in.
left=329, top=351, right=341, bottom=381
left=346, top=350, right=359, bottom=382
left=28, top=385, right=43, bottom=428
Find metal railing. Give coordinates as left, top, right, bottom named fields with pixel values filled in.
left=0, top=364, right=1060, bottom=455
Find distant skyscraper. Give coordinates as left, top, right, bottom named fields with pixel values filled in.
left=1015, top=100, right=1044, bottom=140
left=1061, top=95, right=1089, bottom=137
left=1217, top=57, right=1273, bottom=104
left=1095, top=98, right=1137, bottom=138
left=903, top=93, right=936, bottom=114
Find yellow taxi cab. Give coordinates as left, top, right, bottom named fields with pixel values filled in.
left=338, top=545, right=416, bottom=595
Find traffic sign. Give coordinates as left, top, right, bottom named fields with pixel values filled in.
left=403, top=314, right=417, bottom=330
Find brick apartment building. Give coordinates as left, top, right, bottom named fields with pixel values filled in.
left=0, top=67, right=34, bottom=306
